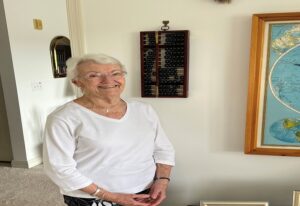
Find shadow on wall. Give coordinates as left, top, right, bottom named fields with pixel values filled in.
left=64, top=78, right=76, bottom=97
left=26, top=106, right=45, bottom=157
left=0, top=74, right=13, bottom=161
left=27, top=86, right=75, bottom=159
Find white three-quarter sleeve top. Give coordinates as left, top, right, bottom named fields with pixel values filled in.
left=43, top=100, right=175, bottom=198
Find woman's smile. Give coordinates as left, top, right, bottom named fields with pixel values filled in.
left=97, top=84, right=120, bottom=89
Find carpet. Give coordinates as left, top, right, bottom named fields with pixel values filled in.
left=0, top=164, right=65, bottom=206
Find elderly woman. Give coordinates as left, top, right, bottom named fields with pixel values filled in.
left=43, top=54, right=175, bottom=206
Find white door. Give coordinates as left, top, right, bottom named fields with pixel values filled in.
left=0, top=77, right=13, bottom=162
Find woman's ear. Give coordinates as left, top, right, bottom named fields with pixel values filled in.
left=72, top=79, right=82, bottom=87
left=72, top=79, right=85, bottom=94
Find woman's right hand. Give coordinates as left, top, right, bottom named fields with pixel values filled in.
left=106, top=192, right=152, bottom=206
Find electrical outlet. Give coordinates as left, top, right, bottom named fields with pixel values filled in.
left=31, top=81, right=43, bottom=91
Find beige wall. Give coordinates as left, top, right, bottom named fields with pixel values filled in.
left=0, top=1, right=12, bottom=162
left=79, top=1, right=300, bottom=206
left=0, top=76, right=12, bottom=162
left=0, top=0, right=25, bottom=164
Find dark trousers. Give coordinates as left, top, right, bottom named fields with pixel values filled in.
left=63, top=189, right=150, bottom=206
left=63, top=195, right=119, bottom=206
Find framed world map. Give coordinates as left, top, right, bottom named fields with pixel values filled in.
left=245, top=12, right=300, bottom=156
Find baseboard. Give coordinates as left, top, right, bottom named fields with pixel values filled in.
left=11, top=156, right=42, bottom=168
left=0, top=161, right=11, bottom=167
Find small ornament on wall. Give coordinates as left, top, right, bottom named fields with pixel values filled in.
left=33, top=19, right=43, bottom=30
left=161, top=20, right=170, bottom=31
left=50, top=36, right=72, bottom=78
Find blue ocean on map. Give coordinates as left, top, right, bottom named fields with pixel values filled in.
left=270, top=45, right=300, bottom=113
left=269, top=118, right=300, bottom=143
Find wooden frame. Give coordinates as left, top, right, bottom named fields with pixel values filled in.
left=245, top=12, right=300, bottom=156
left=200, top=201, right=268, bottom=206
left=140, top=30, right=189, bottom=98
left=293, top=191, right=300, bottom=206
left=50, top=36, right=71, bottom=78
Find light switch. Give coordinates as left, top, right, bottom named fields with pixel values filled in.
left=33, top=19, right=43, bottom=30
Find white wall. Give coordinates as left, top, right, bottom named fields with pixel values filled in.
left=2, top=0, right=75, bottom=167
left=79, top=1, right=300, bottom=206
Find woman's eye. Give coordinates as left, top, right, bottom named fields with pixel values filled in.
left=112, top=72, right=121, bottom=76
left=87, top=74, right=97, bottom=78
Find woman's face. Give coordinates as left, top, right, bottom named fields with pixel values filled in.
left=74, top=62, right=126, bottom=99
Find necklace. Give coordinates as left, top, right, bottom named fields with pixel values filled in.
left=102, top=100, right=123, bottom=113
left=75, top=97, right=126, bottom=119
left=85, top=98, right=124, bottom=114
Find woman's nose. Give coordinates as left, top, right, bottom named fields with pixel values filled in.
left=100, top=74, right=115, bottom=82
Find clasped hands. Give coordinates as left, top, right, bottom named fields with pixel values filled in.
left=112, top=180, right=168, bottom=206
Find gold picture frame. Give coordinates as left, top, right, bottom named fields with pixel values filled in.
left=200, top=201, right=268, bottom=206
left=244, top=12, right=300, bottom=156
left=293, top=191, right=300, bottom=206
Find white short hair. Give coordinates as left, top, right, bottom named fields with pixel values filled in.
left=66, top=53, right=126, bottom=81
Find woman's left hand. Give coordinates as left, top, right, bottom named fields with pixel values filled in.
left=148, top=179, right=169, bottom=206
